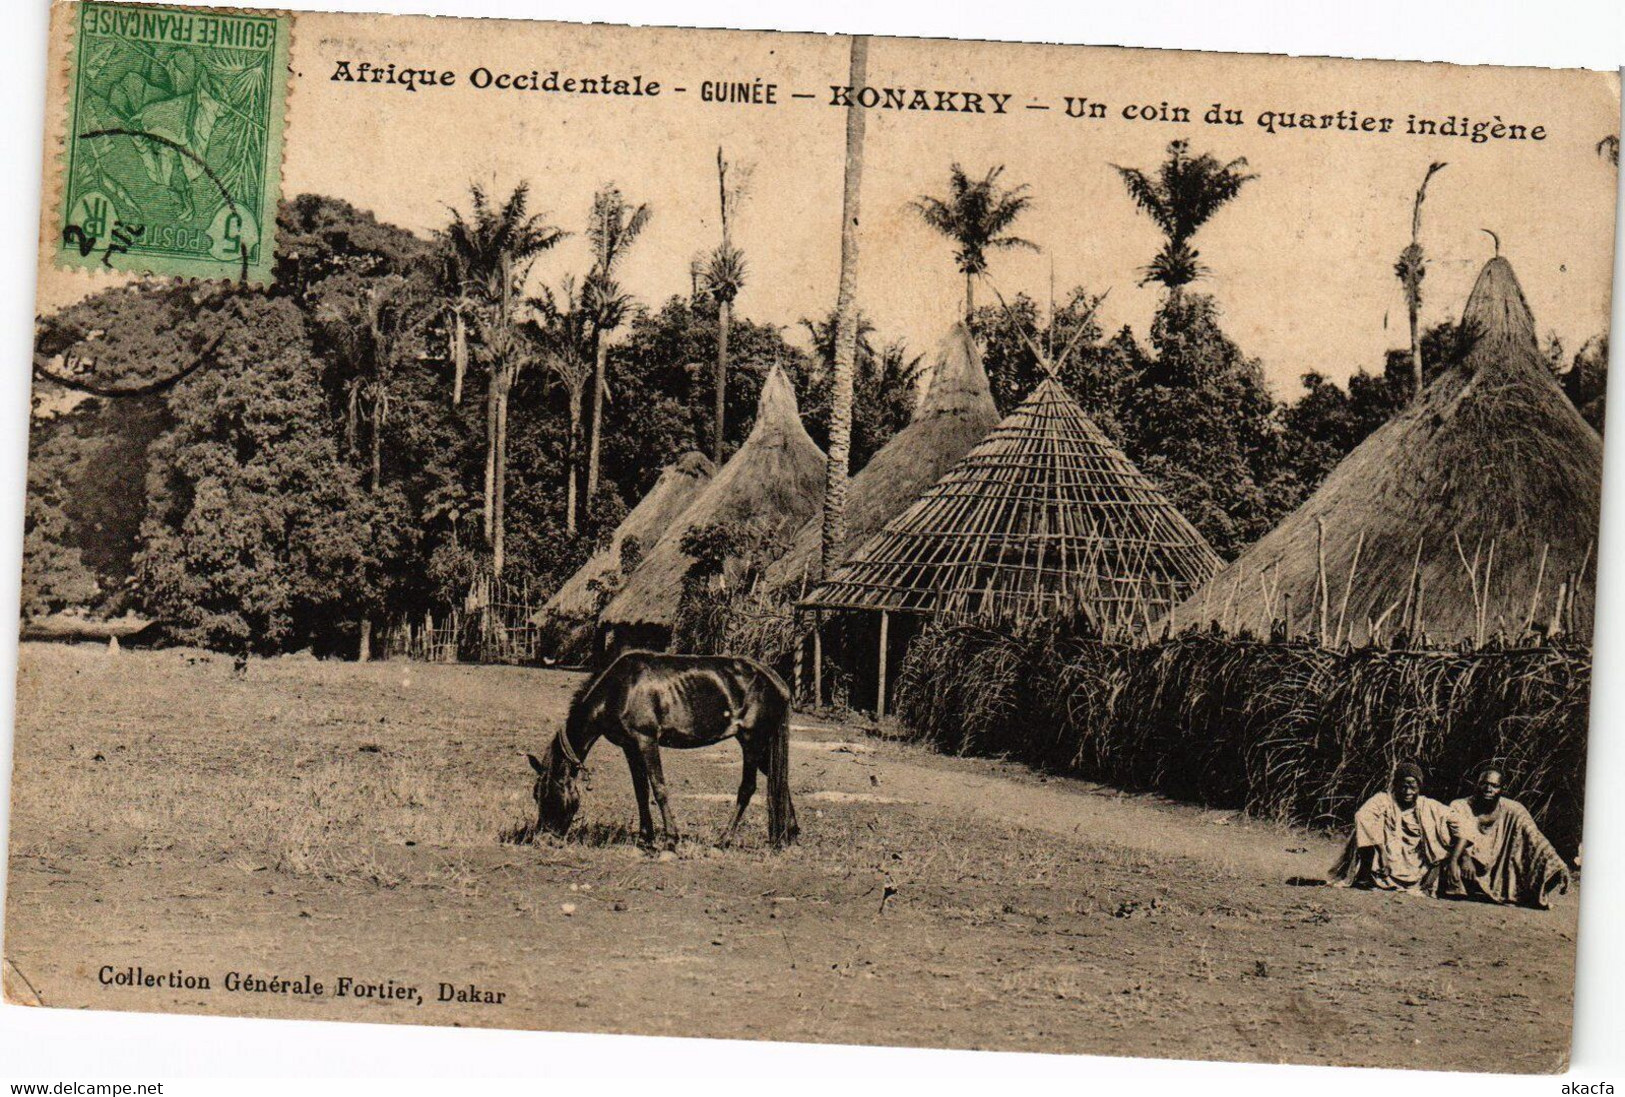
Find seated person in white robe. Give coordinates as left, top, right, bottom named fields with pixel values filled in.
left=1442, top=767, right=1570, bottom=909
left=1330, top=762, right=1459, bottom=894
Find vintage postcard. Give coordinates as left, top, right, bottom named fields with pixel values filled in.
left=6, top=0, right=1619, bottom=1073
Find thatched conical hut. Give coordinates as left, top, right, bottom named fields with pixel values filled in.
left=600, top=365, right=825, bottom=648
left=766, top=323, right=1001, bottom=593
left=803, top=374, right=1224, bottom=629
left=537, top=451, right=714, bottom=623
left=1172, top=255, right=1602, bottom=647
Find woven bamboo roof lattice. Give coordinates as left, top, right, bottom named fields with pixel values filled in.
left=801, top=375, right=1224, bottom=626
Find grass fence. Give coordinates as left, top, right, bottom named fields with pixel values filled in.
left=893, top=620, right=1590, bottom=860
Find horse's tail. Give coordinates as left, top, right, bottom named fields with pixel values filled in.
left=765, top=680, right=798, bottom=849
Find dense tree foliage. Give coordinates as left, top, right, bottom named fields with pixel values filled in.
left=24, top=190, right=1609, bottom=653
left=133, top=298, right=379, bottom=654
left=1562, top=335, right=1608, bottom=435
left=25, top=196, right=925, bottom=650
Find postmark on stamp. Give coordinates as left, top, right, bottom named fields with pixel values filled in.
left=58, top=2, right=288, bottom=282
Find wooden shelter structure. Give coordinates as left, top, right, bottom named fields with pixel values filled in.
left=801, top=368, right=1223, bottom=713
left=1171, top=254, right=1603, bottom=647
left=537, top=451, right=714, bottom=623
left=766, top=322, right=1001, bottom=593
left=600, top=365, right=825, bottom=650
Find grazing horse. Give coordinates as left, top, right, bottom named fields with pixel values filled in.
left=528, top=652, right=798, bottom=849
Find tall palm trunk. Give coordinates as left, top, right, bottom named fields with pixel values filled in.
left=485, top=256, right=514, bottom=557
left=1400, top=163, right=1445, bottom=405
left=345, top=381, right=360, bottom=456
left=361, top=358, right=389, bottom=661
left=1408, top=304, right=1423, bottom=403
left=587, top=329, right=608, bottom=505
left=370, top=385, right=385, bottom=492
left=565, top=381, right=583, bottom=535
left=451, top=310, right=467, bottom=406
left=821, top=34, right=869, bottom=574
left=483, top=371, right=498, bottom=544
left=964, top=272, right=975, bottom=323
left=493, top=370, right=510, bottom=575
left=714, top=298, right=731, bottom=465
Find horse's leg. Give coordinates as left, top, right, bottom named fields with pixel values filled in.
left=638, top=739, right=680, bottom=850
left=720, top=737, right=759, bottom=847
left=623, top=743, right=655, bottom=848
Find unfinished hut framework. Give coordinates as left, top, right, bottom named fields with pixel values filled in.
left=800, top=374, right=1223, bottom=712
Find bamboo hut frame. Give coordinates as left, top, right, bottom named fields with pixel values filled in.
left=801, top=358, right=1222, bottom=713
left=803, top=377, right=1222, bottom=622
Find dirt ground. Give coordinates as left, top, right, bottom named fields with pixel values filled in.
left=2, top=643, right=1579, bottom=1071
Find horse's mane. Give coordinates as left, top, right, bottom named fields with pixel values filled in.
left=566, top=669, right=600, bottom=713
left=560, top=654, right=629, bottom=748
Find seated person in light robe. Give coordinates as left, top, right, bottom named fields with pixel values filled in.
left=1330, top=762, right=1459, bottom=893
left=1442, top=768, right=1570, bottom=909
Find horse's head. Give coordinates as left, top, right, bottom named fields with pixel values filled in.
left=527, top=739, right=582, bottom=836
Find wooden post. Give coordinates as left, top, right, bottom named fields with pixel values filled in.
left=793, top=627, right=806, bottom=704
left=1335, top=529, right=1366, bottom=649
left=1315, top=517, right=1329, bottom=648
left=812, top=613, right=823, bottom=709
left=876, top=610, right=890, bottom=719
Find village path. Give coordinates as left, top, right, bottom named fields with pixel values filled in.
left=769, top=715, right=1343, bottom=880
left=793, top=715, right=1339, bottom=877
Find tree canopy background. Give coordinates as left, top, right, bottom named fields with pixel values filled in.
left=23, top=193, right=1607, bottom=653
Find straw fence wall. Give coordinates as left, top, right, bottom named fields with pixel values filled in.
left=894, top=620, right=1590, bottom=859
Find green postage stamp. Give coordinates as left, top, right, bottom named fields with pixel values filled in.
left=58, top=2, right=289, bottom=282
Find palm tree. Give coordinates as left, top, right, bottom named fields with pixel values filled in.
left=528, top=279, right=594, bottom=534
left=1112, top=140, right=1256, bottom=292
left=1394, top=162, right=1447, bottom=404
left=440, top=182, right=566, bottom=574
left=911, top=164, right=1039, bottom=321
left=1599, top=135, right=1619, bottom=166
left=822, top=35, right=869, bottom=572
left=436, top=247, right=473, bottom=407
left=583, top=185, right=651, bottom=508
left=701, top=149, right=753, bottom=464
left=312, top=272, right=419, bottom=660
left=317, top=274, right=418, bottom=492
left=800, top=311, right=877, bottom=370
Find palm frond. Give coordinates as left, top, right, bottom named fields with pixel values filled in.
left=1116, top=141, right=1257, bottom=288
left=1141, top=242, right=1204, bottom=289
left=986, top=235, right=1042, bottom=254
left=701, top=243, right=748, bottom=303
left=913, top=162, right=1039, bottom=277
left=1112, top=166, right=1175, bottom=236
